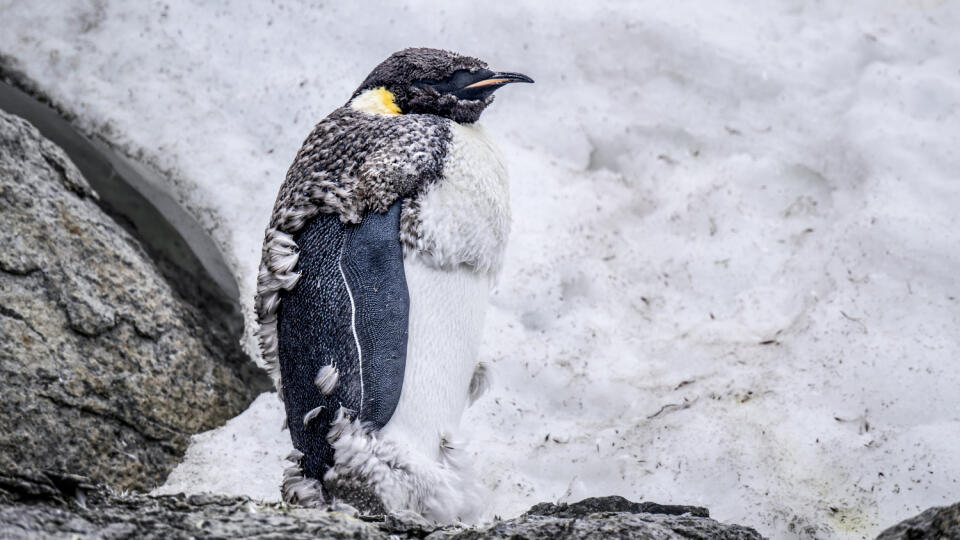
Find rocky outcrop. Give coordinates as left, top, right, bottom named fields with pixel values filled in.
left=0, top=109, right=265, bottom=491
left=458, top=497, right=763, bottom=539
left=876, top=502, right=960, bottom=540
left=0, top=473, right=764, bottom=539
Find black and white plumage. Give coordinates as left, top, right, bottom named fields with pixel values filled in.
left=254, top=48, right=532, bottom=520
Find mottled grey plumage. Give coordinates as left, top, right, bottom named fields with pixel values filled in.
left=268, top=107, right=450, bottom=234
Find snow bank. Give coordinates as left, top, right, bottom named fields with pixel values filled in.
left=3, top=1, right=959, bottom=537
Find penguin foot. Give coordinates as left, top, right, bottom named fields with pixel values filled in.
left=326, top=501, right=360, bottom=518
left=324, top=474, right=388, bottom=516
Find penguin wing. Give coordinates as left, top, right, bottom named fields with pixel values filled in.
left=338, top=198, right=409, bottom=427
left=276, top=199, right=409, bottom=479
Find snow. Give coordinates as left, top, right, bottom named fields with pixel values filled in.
left=3, top=1, right=960, bottom=538
left=154, top=393, right=289, bottom=502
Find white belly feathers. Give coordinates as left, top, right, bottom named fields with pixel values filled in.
left=378, top=258, right=489, bottom=458
left=379, top=121, right=509, bottom=471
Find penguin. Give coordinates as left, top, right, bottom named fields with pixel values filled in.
left=254, top=48, right=532, bottom=521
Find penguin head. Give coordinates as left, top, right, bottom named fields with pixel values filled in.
left=351, top=48, right=533, bottom=124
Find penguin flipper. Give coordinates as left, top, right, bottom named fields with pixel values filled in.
left=338, top=198, right=409, bottom=429
left=277, top=199, right=408, bottom=497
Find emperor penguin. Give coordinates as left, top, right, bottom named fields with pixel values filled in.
left=254, top=48, right=532, bottom=521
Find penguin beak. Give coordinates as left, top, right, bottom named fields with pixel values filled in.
left=463, top=71, right=535, bottom=89
left=453, top=70, right=534, bottom=100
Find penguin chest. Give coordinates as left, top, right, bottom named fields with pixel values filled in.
left=379, top=123, right=507, bottom=458
left=409, top=121, right=511, bottom=273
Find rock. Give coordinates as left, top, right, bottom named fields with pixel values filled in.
left=525, top=495, right=710, bottom=518
left=0, top=477, right=765, bottom=539
left=443, top=495, right=764, bottom=539
left=875, top=502, right=960, bottom=540
left=0, top=475, right=383, bottom=540
left=0, top=109, right=264, bottom=491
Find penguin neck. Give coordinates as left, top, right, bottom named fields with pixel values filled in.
left=350, top=87, right=402, bottom=116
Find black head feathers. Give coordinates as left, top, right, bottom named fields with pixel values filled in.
left=352, top=48, right=532, bottom=124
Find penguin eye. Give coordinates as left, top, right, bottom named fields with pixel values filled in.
left=449, top=69, right=482, bottom=88
left=412, top=78, right=441, bottom=89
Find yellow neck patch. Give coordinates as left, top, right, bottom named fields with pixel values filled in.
left=350, top=87, right=402, bottom=116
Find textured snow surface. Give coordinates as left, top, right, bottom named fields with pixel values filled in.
left=3, top=1, right=959, bottom=538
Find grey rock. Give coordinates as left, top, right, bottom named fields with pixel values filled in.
left=875, top=502, right=960, bottom=540
left=433, top=496, right=763, bottom=539
left=0, top=476, right=765, bottom=539
left=525, top=495, right=710, bottom=519
left=0, top=109, right=263, bottom=491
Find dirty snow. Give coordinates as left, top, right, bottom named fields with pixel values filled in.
left=2, top=1, right=959, bottom=538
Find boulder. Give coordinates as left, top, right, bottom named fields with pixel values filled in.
left=0, top=475, right=765, bottom=539
left=452, top=496, right=763, bottom=539
left=0, top=109, right=264, bottom=491
left=876, top=502, right=960, bottom=540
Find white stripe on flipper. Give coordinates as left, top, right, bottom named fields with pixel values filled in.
left=338, top=244, right=364, bottom=414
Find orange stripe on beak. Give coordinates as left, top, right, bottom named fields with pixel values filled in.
left=464, top=78, right=512, bottom=89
